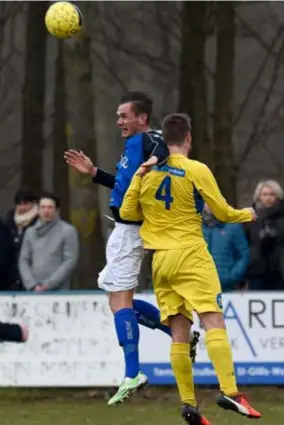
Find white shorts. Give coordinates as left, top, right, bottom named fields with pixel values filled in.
left=98, top=222, right=144, bottom=292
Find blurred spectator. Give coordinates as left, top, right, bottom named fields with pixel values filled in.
left=19, top=193, right=79, bottom=292
left=202, top=204, right=249, bottom=292
left=4, top=189, right=38, bottom=290
left=246, top=180, right=284, bottom=291
left=0, top=219, right=15, bottom=290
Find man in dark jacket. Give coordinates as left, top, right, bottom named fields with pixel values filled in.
left=0, top=219, right=15, bottom=290
left=202, top=205, right=249, bottom=292
left=5, top=189, right=38, bottom=290
left=0, top=219, right=30, bottom=341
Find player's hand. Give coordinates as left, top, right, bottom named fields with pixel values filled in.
left=34, top=284, right=48, bottom=292
left=20, top=324, right=29, bottom=342
left=248, top=207, right=257, bottom=221
left=136, top=155, right=158, bottom=176
left=64, top=149, right=96, bottom=176
left=34, top=284, right=43, bottom=292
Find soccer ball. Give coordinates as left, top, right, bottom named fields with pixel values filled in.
left=45, top=2, right=82, bottom=39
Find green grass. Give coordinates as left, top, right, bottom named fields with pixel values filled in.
left=0, top=387, right=282, bottom=425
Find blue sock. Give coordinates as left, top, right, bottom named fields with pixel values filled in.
left=114, top=308, right=140, bottom=378
left=133, top=299, right=172, bottom=337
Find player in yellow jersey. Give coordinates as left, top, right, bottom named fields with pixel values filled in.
left=120, top=114, right=262, bottom=425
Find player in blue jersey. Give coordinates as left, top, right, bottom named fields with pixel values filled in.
left=64, top=92, right=199, bottom=405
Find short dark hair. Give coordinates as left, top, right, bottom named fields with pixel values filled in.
left=14, top=189, right=38, bottom=205
left=39, top=192, right=60, bottom=209
left=120, top=91, right=153, bottom=123
left=162, top=113, right=192, bottom=146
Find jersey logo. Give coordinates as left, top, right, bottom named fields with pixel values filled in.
left=153, top=165, right=185, bottom=177
left=119, top=154, right=128, bottom=169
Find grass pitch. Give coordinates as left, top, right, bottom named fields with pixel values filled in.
left=0, top=387, right=282, bottom=425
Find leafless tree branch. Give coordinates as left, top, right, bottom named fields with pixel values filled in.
left=236, top=13, right=284, bottom=61
left=95, top=49, right=128, bottom=93
left=260, top=142, right=284, bottom=174
left=236, top=39, right=284, bottom=171
left=233, top=27, right=283, bottom=127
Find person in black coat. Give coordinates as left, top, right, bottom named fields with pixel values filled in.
left=0, top=219, right=30, bottom=341
left=4, top=189, right=38, bottom=290
left=246, top=180, right=284, bottom=290
left=0, top=219, right=15, bottom=290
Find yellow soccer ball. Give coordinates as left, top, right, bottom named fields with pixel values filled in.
left=45, top=2, right=82, bottom=39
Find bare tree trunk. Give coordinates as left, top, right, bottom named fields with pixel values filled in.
left=213, top=1, right=236, bottom=204
left=21, top=2, right=47, bottom=193
left=179, top=2, right=211, bottom=166
left=65, top=34, right=105, bottom=289
left=53, top=42, right=70, bottom=221
left=0, top=4, right=6, bottom=68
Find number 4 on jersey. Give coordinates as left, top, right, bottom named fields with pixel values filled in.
left=155, top=176, right=174, bottom=210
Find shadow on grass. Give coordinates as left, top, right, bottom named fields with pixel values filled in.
left=0, top=386, right=283, bottom=403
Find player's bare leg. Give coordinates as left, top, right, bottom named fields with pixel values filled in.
left=108, top=290, right=148, bottom=406
left=200, top=311, right=261, bottom=419
left=169, top=314, right=210, bottom=425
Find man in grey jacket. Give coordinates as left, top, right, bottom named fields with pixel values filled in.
left=19, top=193, right=79, bottom=291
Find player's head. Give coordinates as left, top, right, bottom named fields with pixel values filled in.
left=39, top=192, right=60, bottom=223
left=117, top=91, right=152, bottom=138
left=162, top=113, right=192, bottom=154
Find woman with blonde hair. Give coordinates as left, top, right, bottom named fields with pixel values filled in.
left=247, top=179, right=284, bottom=290
left=253, top=180, right=284, bottom=209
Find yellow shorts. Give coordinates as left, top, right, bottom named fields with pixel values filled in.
left=152, top=242, right=223, bottom=325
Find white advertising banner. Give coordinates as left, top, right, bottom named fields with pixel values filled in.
left=0, top=292, right=283, bottom=386
left=0, top=294, right=123, bottom=386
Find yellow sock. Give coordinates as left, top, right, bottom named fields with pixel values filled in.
left=170, top=343, right=196, bottom=406
left=205, top=328, right=238, bottom=396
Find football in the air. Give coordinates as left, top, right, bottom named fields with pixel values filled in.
left=45, top=2, right=82, bottom=39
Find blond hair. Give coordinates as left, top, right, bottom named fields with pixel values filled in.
left=253, top=180, right=284, bottom=203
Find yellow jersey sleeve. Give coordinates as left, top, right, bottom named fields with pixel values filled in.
left=120, top=175, right=144, bottom=222
left=192, top=163, right=253, bottom=223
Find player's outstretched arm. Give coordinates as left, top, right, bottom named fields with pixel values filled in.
left=64, top=149, right=115, bottom=189
left=193, top=163, right=256, bottom=223
left=120, top=175, right=143, bottom=222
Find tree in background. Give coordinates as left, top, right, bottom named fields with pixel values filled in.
left=64, top=29, right=105, bottom=289
left=21, top=2, right=47, bottom=193
left=213, top=1, right=236, bottom=204
left=53, top=41, right=70, bottom=221
left=179, top=2, right=211, bottom=166
left=179, top=1, right=236, bottom=202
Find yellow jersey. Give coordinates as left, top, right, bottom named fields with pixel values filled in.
left=120, top=154, right=253, bottom=250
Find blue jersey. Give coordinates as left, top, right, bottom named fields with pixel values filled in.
left=110, top=134, right=144, bottom=209
left=93, top=130, right=168, bottom=223
left=110, top=131, right=166, bottom=210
